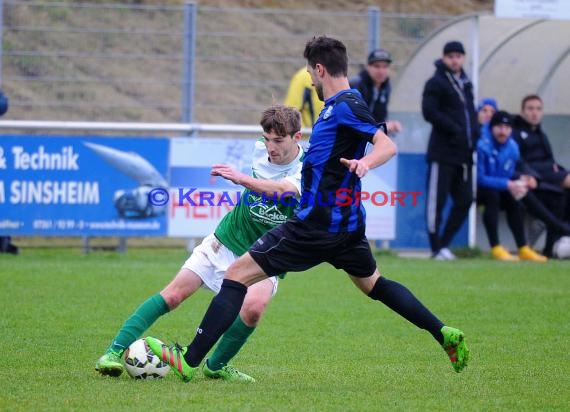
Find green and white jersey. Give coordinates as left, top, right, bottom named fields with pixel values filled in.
left=215, top=140, right=304, bottom=256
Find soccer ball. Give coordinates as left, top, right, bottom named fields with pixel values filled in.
left=552, top=236, right=570, bottom=259
left=123, top=338, right=170, bottom=379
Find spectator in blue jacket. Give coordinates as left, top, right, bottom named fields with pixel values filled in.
left=477, top=98, right=498, bottom=160
left=477, top=97, right=497, bottom=137
left=477, top=111, right=547, bottom=262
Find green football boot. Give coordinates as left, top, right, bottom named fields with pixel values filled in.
left=145, top=337, right=197, bottom=382
left=203, top=359, right=256, bottom=383
left=95, top=349, right=124, bottom=377
left=441, top=326, right=470, bottom=373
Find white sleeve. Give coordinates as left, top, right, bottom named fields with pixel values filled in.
left=250, top=140, right=267, bottom=176
left=283, top=162, right=302, bottom=196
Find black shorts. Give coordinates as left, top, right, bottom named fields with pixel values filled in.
left=248, top=216, right=377, bottom=278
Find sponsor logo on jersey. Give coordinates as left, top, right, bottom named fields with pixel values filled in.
left=247, top=193, right=289, bottom=225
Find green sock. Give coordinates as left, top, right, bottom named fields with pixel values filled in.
left=207, top=315, right=255, bottom=371
left=107, top=293, right=169, bottom=353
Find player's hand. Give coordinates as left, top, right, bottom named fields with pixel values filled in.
left=520, top=174, right=537, bottom=189
left=210, top=164, right=246, bottom=185
left=507, top=180, right=528, bottom=200
left=340, top=158, right=369, bottom=178
left=386, top=120, right=403, bottom=134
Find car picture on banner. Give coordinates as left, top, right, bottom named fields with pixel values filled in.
left=168, top=137, right=256, bottom=237
left=0, top=136, right=169, bottom=236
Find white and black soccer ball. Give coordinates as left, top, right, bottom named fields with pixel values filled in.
left=123, top=338, right=170, bottom=379
left=552, top=236, right=570, bottom=259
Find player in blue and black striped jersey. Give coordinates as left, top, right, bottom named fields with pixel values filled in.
left=295, top=84, right=387, bottom=231
left=147, top=36, right=470, bottom=381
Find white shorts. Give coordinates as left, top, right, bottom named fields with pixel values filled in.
left=182, top=233, right=278, bottom=295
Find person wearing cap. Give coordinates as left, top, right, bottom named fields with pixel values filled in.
left=478, top=98, right=498, bottom=125
left=477, top=97, right=498, bottom=146
left=477, top=111, right=548, bottom=262
left=477, top=97, right=497, bottom=127
left=421, top=40, right=479, bottom=260
left=349, top=48, right=402, bottom=133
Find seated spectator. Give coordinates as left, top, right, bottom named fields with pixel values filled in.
left=349, top=48, right=402, bottom=133
left=478, top=98, right=570, bottom=257
left=477, top=97, right=498, bottom=149
left=513, top=94, right=570, bottom=191
left=477, top=98, right=497, bottom=128
left=512, top=94, right=570, bottom=255
left=477, top=111, right=547, bottom=262
left=284, top=67, right=324, bottom=128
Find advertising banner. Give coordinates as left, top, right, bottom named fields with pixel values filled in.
left=168, top=137, right=397, bottom=240
left=1, top=135, right=397, bottom=240
left=0, top=136, right=169, bottom=236
left=168, top=137, right=255, bottom=237
left=361, top=154, right=398, bottom=240
left=495, top=0, right=570, bottom=20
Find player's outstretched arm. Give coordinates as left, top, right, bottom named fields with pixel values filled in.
left=211, top=164, right=299, bottom=198
left=340, top=130, right=397, bottom=178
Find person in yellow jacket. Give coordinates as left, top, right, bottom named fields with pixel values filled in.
left=284, top=67, right=324, bottom=128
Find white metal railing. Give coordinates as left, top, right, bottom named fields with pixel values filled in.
left=0, top=120, right=312, bottom=135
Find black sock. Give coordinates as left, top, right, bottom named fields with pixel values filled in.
left=368, top=277, right=444, bottom=344
left=184, top=279, right=247, bottom=367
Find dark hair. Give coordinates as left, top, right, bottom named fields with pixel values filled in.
left=521, top=94, right=542, bottom=110
left=303, top=36, right=348, bottom=77
left=490, top=110, right=512, bottom=128
left=260, top=104, right=301, bottom=137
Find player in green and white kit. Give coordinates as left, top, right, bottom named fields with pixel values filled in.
left=95, top=104, right=303, bottom=382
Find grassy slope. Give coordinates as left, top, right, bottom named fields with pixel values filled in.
left=2, top=0, right=493, bottom=124
left=74, top=0, right=494, bottom=14
left=1, top=248, right=568, bottom=411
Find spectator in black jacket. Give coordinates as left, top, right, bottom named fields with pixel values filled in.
left=349, top=49, right=402, bottom=133
left=512, top=94, right=570, bottom=255
left=422, top=41, right=479, bottom=260
left=512, top=95, right=570, bottom=191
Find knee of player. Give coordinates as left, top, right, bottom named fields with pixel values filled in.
left=160, top=290, right=184, bottom=310
left=241, top=303, right=267, bottom=325
left=225, top=268, right=240, bottom=281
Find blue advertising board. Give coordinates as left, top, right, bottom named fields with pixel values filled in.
left=0, top=135, right=444, bottom=248
left=0, top=136, right=169, bottom=236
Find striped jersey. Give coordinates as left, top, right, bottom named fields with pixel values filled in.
left=296, top=89, right=383, bottom=232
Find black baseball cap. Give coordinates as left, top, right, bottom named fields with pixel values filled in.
left=443, top=41, right=465, bottom=55
left=490, top=110, right=512, bottom=128
left=368, top=49, right=392, bottom=64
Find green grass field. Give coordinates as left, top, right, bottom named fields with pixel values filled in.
left=1, top=248, right=569, bottom=411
